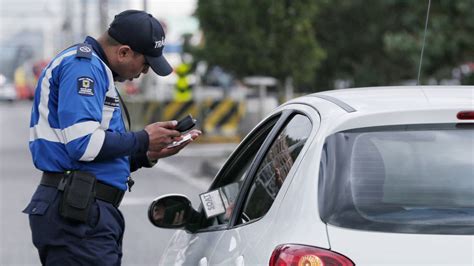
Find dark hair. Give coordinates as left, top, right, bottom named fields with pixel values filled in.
left=105, top=33, right=142, bottom=57
left=105, top=33, right=122, bottom=46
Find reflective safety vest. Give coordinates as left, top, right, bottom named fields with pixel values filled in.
left=29, top=43, right=130, bottom=191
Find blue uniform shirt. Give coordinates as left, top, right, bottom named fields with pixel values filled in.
left=29, top=37, right=149, bottom=191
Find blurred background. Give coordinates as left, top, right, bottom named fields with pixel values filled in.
left=0, top=0, right=473, bottom=265
left=1, top=0, right=473, bottom=133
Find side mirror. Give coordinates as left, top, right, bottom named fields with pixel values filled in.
left=148, top=194, right=194, bottom=229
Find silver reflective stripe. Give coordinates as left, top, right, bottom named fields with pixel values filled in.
left=100, top=61, right=116, bottom=130
left=29, top=121, right=101, bottom=144
left=79, top=129, right=105, bottom=161
left=63, top=121, right=101, bottom=143
left=29, top=126, right=65, bottom=143
left=31, top=50, right=76, bottom=143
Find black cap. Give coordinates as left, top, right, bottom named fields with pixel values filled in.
left=108, top=10, right=172, bottom=76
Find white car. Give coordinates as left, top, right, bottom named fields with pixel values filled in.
left=148, top=86, right=474, bottom=266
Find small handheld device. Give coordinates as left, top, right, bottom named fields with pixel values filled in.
left=175, top=115, right=196, bottom=132
left=167, top=133, right=192, bottom=148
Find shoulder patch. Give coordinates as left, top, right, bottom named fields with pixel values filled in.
left=76, top=44, right=93, bottom=59
left=77, top=77, right=95, bottom=96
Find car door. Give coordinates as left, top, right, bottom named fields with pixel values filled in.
left=209, top=104, right=320, bottom=265
left=160, top=113, right=284, bottom=266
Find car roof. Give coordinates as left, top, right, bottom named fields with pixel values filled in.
left=297, top=86, right=474, bottom=114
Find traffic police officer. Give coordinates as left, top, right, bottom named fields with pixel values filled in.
left=23, top=10, right=201, bottom=265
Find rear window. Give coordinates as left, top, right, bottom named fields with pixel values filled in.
left=319, top=124, right=474, bottom=235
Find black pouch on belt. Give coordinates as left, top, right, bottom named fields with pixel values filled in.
left=59, top=171, right=96, bottom=223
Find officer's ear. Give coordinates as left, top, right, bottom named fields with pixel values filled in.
left=117, top=45, right=133, bottom=61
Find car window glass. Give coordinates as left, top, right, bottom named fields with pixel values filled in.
left=240, top=114, right=312, bottom=223
left=197, top=115, right=280, bottom=230
left=213, top=181, right=243, bottom=223
left=319, top=124, right=474, bottom=235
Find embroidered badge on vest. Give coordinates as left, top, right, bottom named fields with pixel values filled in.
left=77, top=77, right=95, bottom=96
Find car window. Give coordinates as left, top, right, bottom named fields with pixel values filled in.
left=196, top=115, right=280, bottom=230
left=319, top=124, right=474, bottom=235
left=240, top=114, right=312, bottom=223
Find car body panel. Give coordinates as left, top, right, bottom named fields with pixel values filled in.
left=159, top=229, right=225, bottom=266
left=327, top=225, right=474, bottom=266
left=292, top=87, right=474, bottom=134
left=318, top=86, right=473, bottom=111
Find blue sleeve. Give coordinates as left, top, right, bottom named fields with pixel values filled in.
left=95, top=130, right=153, bottom=171
left=95, top=130, right=148, bottom=159
left=57, top=58, right=107, bottom=161
left=130, top=152, right=153, bottom=172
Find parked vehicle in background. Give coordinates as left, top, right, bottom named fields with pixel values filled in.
left=0, top=74, right=17, bottom=102
left=148, top=86, right=474, bottom=266
left=13, top=60, right=48, bottom=100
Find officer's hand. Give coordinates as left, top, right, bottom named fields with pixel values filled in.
left=147, top=129, right=202, bottom=160
left=144, top=121, right=182, bottom=151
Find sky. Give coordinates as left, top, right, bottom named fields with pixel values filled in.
left=130, top=0, right=199, bottom=42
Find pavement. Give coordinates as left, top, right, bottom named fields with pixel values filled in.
left=166, top=142, right=238, bottom=182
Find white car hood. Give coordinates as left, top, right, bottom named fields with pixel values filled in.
left=327, top=225, right=474, bottom=266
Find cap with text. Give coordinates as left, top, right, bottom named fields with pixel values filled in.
left=108, top=10, right=172, bottom=76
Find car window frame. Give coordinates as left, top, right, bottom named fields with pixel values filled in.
left=228, top=109, right=314, bottom=228
left=193, top=112, right=283, bottom=233
left=193, top=107, right=316, bottom=233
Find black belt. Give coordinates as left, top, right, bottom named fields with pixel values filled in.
left=41, top=172, right=125, bottom=208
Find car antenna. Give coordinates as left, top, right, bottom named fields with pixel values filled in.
left=416, top=0, right=432, bottom=86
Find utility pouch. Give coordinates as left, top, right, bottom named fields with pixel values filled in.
left=59, top=171, right=96, bottom=223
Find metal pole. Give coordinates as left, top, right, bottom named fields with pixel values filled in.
left=99, top=0, right=109, bottom=32
left=81, top=0, right=87, bottom=38
left=62, top=0, right=73, bottom=46
left=259, top=84, right=267, bottom=120
left=285, top=76, right=294, bottom=102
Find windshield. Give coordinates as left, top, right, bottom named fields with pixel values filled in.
left=319, top=124, right=474, bottom=235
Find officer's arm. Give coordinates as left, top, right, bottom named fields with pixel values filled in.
left=95, top=130, right=156, bottom=172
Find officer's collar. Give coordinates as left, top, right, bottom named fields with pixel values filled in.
left=84, top=36, right=119, bottom=79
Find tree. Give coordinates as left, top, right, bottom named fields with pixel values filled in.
left=195, top=0, right=325, bottom=88
left=194, top=0, right=474, bottom=92
left=313, top=0, right=474, bottom=89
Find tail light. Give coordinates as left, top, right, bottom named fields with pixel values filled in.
left=457, top=111, right=474, bottom=120
left=269, top=244, right=354, bottom=266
